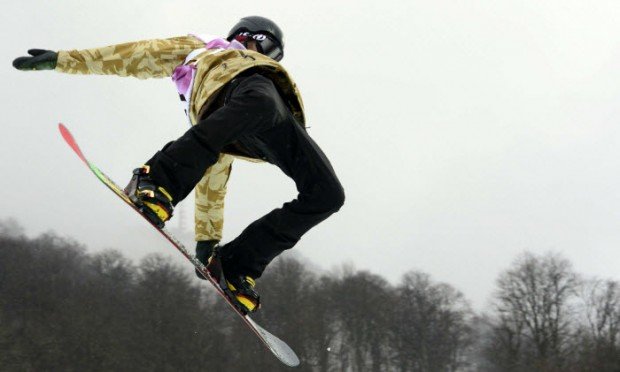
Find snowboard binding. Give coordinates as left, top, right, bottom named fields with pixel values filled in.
left=124, top=165, right=174, bottom=228
left=206, top=248, right=261, bottom=315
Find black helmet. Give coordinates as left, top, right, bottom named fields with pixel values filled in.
left=227, top=16, right=284, bottom=61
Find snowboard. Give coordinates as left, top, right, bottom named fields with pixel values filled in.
left=58, top=123, right=300, bottom=367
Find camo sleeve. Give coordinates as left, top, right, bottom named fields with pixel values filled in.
left=55, top=36, right=204, bottom=79
left=194, top=154, right=234, bottom=241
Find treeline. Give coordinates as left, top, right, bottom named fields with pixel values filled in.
left=0, top=222, right=618, bottom=371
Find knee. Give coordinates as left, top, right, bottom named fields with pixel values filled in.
left=320, top=182, right=345, bottom=214
left=300, top=182, right=344, bottom=215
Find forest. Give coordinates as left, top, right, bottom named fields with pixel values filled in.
left=1, top=219, right=619, bottom=372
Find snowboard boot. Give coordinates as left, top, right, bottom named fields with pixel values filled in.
left=195, top=240, right=218, bottom=280
left=124, top=165, right=174, bottom=228
left=206, top=248, right=261, bottom=314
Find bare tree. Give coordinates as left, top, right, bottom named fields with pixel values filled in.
left=392, top=271, right=473, bottom=372
left=306, top=268, right=394, bottom=372
left=574, top=279, right=620, bottom=371
left=484, top=252, right=579, bottom=371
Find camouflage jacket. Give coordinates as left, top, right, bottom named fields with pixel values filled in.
left=56, top=35, right=306, bottom=242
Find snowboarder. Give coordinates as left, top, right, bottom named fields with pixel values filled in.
left=13, top=16, right=345, bottom=313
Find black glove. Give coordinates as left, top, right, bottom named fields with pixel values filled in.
left=13, top=49, right=58, bottom=71
left=195, top=240, right=219, bottom=280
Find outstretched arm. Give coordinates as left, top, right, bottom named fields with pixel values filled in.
left=13, top=36, right=204, bottom=79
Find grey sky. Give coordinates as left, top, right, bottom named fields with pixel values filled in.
left=2, top=0, right=619, bottom=309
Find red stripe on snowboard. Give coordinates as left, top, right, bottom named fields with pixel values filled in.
left=58, top=123, right=88, bottom=165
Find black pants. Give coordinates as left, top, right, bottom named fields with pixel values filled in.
left=146, top=74, right=345, bottom=278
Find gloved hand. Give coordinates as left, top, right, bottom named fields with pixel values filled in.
left=195, top=240, right=219, bottom=280
left=13, top=49, right=58, bottom=71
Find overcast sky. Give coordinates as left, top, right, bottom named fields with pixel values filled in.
left=2, top=0, right=619, bottom=309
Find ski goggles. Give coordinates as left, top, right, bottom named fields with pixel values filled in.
left=234, top=32, right=284, bottom=62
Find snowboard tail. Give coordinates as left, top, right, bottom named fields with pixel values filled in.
left=58, top=123, right=300, bottom=367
